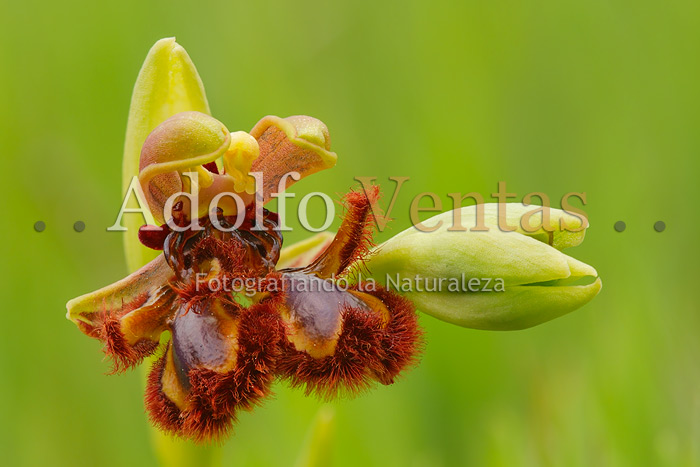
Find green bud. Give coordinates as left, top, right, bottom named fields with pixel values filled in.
left=363, top=203, right=601, bottom=330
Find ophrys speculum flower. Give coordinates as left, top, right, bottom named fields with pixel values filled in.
left=68, top=109, right=422, bottom=442
left=66, top=37, right=601, bottom=444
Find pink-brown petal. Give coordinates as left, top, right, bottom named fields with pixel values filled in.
left=249, top=115, right=337, bottom=205
left=138, top=111, right=231, bottom=223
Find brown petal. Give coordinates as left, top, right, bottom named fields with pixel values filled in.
left=138, top=111, right=231, bottom=223
left=249, top=115, right=337, bottom=205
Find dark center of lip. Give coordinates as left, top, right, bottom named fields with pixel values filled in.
left=282, top=272, right=369, bottom=340
left=170, top=301, right=232, bottom=390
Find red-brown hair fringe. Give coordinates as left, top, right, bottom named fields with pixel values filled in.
left=302, top=185, right=382, bottom=278
left=144, top=352, right=184, bottom=436
left=336, top=185, right=382, bottom=275
left=276, top=283, right=422, bottom=399
left=276, top=305, right=384, bottom=399
left=152, top=303, right=283, bottom=443
left=361, top=285, right=424, bottom=385
left=98, top=314, right=159, bottom=374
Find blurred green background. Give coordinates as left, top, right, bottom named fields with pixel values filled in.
left=1, top=0, right=698, bottom=465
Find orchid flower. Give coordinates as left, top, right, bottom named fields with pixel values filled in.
left=66, top=40, right=421, bottom=443
left=66, top=38, right=601, bottom=446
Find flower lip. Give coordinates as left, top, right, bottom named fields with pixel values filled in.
left=281, top=271, right=368, bottom=341
left=170, top=299, right=238, bottom=390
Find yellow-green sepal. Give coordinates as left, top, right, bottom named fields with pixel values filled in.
left=122, top=37, right=211, bottom=272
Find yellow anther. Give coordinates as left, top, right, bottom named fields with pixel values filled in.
left=223, top=131, right=259, bottom=195
left=193, top=165, right=214, bottom=188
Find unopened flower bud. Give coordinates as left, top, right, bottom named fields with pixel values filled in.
left=364, top=203, right=602, bottom=330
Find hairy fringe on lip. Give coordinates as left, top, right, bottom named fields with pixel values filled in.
left=144, top=303, right=283, bottom=443
left=364, top=285, right=424, bottom=385
left=275, top=285, right=423, bottom=400
left=144, top=352, right=184, bottom=436
left=99, top=314, right=159, bottom=374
